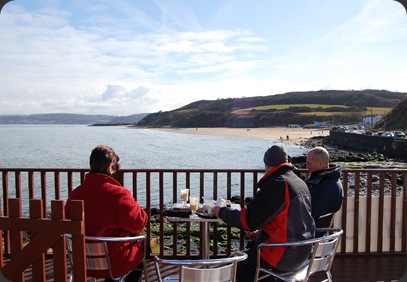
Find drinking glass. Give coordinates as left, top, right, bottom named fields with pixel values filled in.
left=180, top=188, right=189, bottom=207
left=190, top=196, right=198, bottom=217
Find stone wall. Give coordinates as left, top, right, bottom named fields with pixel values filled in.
left=329, top=131, right=407, bottom=159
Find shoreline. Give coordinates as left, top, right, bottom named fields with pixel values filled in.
left=150, top=127, right=329, bottom=146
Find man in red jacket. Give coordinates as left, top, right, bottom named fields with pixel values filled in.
left=213, top=144, right=315, bottom=281
left=65, top=145, right=148, bottom=281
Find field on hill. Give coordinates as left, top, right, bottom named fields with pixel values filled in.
left=232, top=104, right=392, bottom=116
left=137, top=90, right=407, bottom=128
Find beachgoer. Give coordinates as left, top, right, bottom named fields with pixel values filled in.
left=65, top=145, right=148, bottom=282
left=212, top=144, right=315, bottom=281
left=306, top=146, right=344, bottom=236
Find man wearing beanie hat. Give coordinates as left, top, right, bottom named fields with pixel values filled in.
left=263, top=144, right=289, bottom=167
left=213, top=144, right=315, bottom=281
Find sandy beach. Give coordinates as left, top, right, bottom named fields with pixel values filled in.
left=153, top=127, right=329, bottom=145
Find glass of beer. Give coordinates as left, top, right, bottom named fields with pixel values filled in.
left=180, top=188, right=189, bottom=207
left=190, top=196, right=198, bottom=216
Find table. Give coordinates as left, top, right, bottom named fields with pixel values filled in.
left=165, top=215, right=221, bottom=259
left=165, top=203, right=240, bottom=259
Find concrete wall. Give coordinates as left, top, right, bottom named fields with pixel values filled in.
left=329, top=130, right=407, bottom=159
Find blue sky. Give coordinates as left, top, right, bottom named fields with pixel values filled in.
left=0, top=0, right=406, bottom=116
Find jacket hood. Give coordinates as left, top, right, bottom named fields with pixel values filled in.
left=307, top=165, right=342, bottom=185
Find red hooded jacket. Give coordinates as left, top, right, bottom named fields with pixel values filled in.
left=65, top=173, right=148, bottom=278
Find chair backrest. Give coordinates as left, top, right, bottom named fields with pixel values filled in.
left=317, top=212, right=335, bottom=227
left=154, top=252, right=247, bottom=282
left=308, top=227, right=342, bottom=276
left=315, top=213, right=336, bottom=237
left=66, top=234, right=148, bottom=282
left=180, top=263, right=234, bottom=282
left=255, top=227, right=343, bottom=282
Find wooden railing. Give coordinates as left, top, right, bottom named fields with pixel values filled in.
left=1, top=167, right=406, bottom=260
left=0, top=198, right=87, bottom=281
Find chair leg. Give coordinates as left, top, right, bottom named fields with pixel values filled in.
left=143, top=261, right=149, bottom=282
left=254, top=269, right=259, bottom=281
left=323, top=271, right=333, bottom=282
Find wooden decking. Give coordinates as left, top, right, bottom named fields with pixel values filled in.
left=310, top=254, right=407, bottom=282
left=20, top=253, right=407, bottom=281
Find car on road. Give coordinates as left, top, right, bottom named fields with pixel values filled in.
left=394, top=131, right=406, bottom=138
left=374, top=131, right=384, bottom=136
left=381, top=132, right=394, bottom=137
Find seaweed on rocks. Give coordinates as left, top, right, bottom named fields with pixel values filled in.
left=292, top=136, right=405, bottom=169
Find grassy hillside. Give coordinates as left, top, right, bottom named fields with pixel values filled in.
left=137, top=90, right=407, bottom=128
left=233, top=104, right=392, bottom=116
left=0, top=113, right=149, bottom=124
left=374, top=97, right=407, bottom=131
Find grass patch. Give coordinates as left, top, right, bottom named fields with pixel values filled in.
left=232, top=104, right=392, bottom=116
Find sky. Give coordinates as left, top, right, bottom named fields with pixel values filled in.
left=0, top=0, right=407, bottom=116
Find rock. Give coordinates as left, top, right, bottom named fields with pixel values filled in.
left=372, top=175, right=380, bottom=182
left=230, top=195, right=241, bottom=203
left=297, top=136, right=403, bottom=166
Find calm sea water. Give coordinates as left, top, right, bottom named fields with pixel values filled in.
left=0, top=124, right=307, bottom=169
left=0, top=124, right=308, bottom=213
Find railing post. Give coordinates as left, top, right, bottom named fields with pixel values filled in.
left=6, top=198, right=24, bottom=281
left=51, top=200, right=68, bottom=281
left=70, top=200, right=87, bottom=282
left=30, top=199, right=46, bottom=281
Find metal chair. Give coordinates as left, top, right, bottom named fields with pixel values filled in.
left=154, top=251, right=248, bottom=282
left=316, top=213, right=336, bottom=237
left=254, top=227, right=343, bottom=282
left=66, top=234, right=149, bottom=282
left=318, top=212, right=336, bottom=227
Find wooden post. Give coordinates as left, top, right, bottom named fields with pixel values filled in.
left=51, top=200, right=68, bottom=281
left=0, top=198, right=3, bottom=268
left=30, top=199, right=46, bottom=281
left=8, top=198, right=24, bottom=282
left=70, top=200, right=87, bottom=282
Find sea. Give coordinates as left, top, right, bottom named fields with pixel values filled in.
left=0, top=124, right=309, bottom=213
left=0, top=124, right=308, bottom=170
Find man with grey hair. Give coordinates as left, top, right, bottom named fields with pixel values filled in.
left=306, top=146, right=344, bottom=236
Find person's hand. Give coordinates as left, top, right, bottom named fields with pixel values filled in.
left=246, top=230, right=259, bottom=240
left=211, top=205, right=221, bottom=217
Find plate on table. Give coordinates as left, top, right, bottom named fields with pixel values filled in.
left=195, top=211, right=217, bottom=219
left=172, top=203, right=190, bottom=209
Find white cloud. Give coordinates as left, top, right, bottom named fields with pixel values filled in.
left=0, top=0, right=406, bottom=116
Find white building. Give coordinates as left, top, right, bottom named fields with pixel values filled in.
left=362, top=114, right=382, bottom=126
left=288, top=124, right=301, bottom=128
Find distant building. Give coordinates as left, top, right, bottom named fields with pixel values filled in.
left=313, top=121, right=323, bottom=128
left=288, top=124, right=301, bottom=128
left=362, top=114, right=382, bottom=126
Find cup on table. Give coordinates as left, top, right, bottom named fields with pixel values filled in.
left=189, top=196, right=199, bottom=216
left=180, top=188, right=189, bottom=207
left=202, top=199, right=215, bottom=214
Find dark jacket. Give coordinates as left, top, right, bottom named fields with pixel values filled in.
left=218, top=163, right=315, bottom=272
left=306, top=165, right=344, bottom=232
